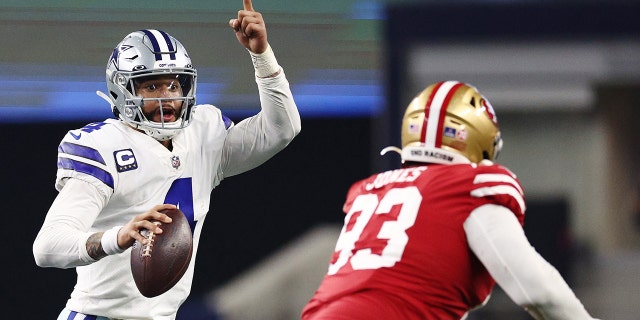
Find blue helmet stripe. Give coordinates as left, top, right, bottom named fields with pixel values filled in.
left=58, top=142, right=106, bottom=165
left=157, top=30, right=177, bottom=60
left=141, top=29, right=163, bottom=61
left=141, top=29, right=176, bottom=61
left=57, top=157, right=114, bottom=189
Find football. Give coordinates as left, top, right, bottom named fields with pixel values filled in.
left=130, top=208, right=193, bottom=298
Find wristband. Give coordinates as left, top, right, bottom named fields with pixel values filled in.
left=101, top=226, right=126, bottom=255
left=250, top=45, right=281, bottom=78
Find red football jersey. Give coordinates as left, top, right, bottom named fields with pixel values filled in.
left=302, top=163, right=525, bottom=320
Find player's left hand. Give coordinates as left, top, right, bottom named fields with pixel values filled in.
left=229, top=0, right=268, bottom=54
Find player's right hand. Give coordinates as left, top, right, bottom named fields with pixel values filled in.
left=229, top=0, right=268, bottom=54
left=118, top=204, right=175, bottom=248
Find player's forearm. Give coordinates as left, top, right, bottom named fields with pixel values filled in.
left=34, top=222, right=124, bottom=268
left=86, top=232, right=108, bottom=260
left=33, top=224, right=96, bottom=268
left=464, top=204, right=596, bottom=319
left=221, top=48, right=300, bottom=177
left=33, top=178, right=109, bottom=268
left=253, top=45, right=301, bottom=141
left=512, top=254, right=594, bottom=319
left=256, top=73, right=301, bottom=142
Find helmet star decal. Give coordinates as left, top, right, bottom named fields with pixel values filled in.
left=109, top=44, right=133, bottom=70
left=109, top=48, right=120, bottom=69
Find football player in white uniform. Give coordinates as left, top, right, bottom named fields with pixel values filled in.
left=33, top=1, right=301, bottom=319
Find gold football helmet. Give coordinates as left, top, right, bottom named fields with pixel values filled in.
left=383, top=81, right=502, bottom=164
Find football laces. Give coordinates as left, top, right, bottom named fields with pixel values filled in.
left=140, top=222, right=160, bottom=257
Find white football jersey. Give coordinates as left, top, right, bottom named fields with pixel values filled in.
left=57, top=107, right=225, bottom=318
left=35, top=74, right=301, bottom=319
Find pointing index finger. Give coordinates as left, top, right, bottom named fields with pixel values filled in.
left=243, top=0, right=254, bottom=11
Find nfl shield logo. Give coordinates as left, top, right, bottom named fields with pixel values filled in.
left=171, top=155, right=181, bottom=169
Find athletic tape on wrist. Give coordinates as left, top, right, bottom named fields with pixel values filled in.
left=250, top=45, right=281, bottom=78
left=101, top=226, right=126, bottom=255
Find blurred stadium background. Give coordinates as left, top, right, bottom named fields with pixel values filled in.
left=4, top=0, right=640, bottom=319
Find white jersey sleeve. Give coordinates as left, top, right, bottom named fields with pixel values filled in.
left=221, top=70, right=301, bottom=177
left=464, top=204, right=596, bottom=320
left=33, top=178, right=107, bottom=268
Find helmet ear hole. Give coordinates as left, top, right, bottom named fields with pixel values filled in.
left=493, top=135, right=503, bottom=160
left=109, top=91, right=120, bottom=116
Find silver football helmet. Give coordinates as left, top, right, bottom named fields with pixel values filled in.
left=100, top=29, right=197, bottom=141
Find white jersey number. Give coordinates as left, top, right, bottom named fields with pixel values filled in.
left=328, top=187, right=422, bottom=275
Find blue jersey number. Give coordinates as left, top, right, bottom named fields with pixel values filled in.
left=164, top=177, right=197, bottom=233
left=81, top=122, right=108, bottom=133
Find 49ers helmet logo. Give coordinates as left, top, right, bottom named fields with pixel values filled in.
left=482, top=98, right=498, bottom=125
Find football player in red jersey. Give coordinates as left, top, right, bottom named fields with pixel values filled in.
left=301, top=81, right=597, bottom=320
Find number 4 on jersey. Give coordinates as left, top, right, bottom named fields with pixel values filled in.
left=328, top=187, right=422, bottom=275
